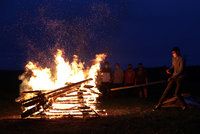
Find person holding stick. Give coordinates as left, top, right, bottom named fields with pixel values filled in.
left=153, top=47, right=187, bottom=110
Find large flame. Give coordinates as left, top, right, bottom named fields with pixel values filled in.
left=18, top=49, right=107, bottom=118
left=19, top=49, right=106, bottom=98
left=19, top=49, right=106, bottom=92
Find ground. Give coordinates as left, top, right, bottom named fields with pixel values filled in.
left=1, top=97, right=200, bottom=134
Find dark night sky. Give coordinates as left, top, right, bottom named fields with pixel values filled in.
left=0, top=0, right=200, bottom=70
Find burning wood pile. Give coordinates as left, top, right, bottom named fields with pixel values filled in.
left=16, top=49, right=107, bottom=119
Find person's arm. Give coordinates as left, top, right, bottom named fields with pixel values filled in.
left=134, top=71, right=137, bottom=85
left=145, top=71, right=148, bottom=84
left=123, top=70, right=127, bottom=84
left=109, top=69, right=112, bottom=83
left=166, top=58, right=174, bottom=75
left=121, top=70, right=124, bottom=83
left=133, top=70, right=136, bottom=85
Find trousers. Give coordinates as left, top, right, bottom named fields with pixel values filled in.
left=158, top=77, right=186, bottom=106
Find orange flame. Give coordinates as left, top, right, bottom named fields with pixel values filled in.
left=19, top=49, right=106, bottom=98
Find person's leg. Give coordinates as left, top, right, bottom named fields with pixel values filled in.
left=158, top=79, right=174, bottom=104
left=99, top=83, right=106, bottom=101
left=153, top=79, right=175, bottom=110
left=137, top=82, right=144, bottom=98
left=100, top=83, right=109, bottom=97
left=107, top=83, right=112, bottom=98
left=103, top=83, right=107, bottom=95
left=175, top=78, right=187, bottom=110
left=174, top=77, right=182, bottom=96
left=139, top=88, right=143, bottom=98
left=143, top=87, right=148, bottom=98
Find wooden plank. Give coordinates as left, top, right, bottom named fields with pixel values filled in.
left=111, top=80, right=165, bottom=91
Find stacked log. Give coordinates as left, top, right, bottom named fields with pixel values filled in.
left=16, top=78, right=107, bottom=119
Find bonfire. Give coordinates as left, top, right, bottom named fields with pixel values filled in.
left=16, top=49, right=107, bottom=119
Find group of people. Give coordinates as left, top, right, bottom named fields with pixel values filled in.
left=98, top=46, right=188, bottom=110
left=98, top=62, right=148, bottom=99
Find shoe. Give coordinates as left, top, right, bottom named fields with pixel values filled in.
left=152, top=104, right=161, bottom=111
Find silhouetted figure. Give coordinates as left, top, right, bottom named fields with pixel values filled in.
left=113, top=63, right=124, bottom=88
left=99, top=61, right=112, bottom=97
left=124, top=64, right=135, bottom=86
left=153, top=47, right=187, bottom=110
left=135, top=63, right=148, bottom=98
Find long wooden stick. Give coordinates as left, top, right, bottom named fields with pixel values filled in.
left=111, top=80, right=165, bottom=91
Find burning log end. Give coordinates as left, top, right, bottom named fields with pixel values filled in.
left=84, top=85, right=94, bottom=88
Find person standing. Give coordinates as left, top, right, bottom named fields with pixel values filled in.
left=124, top=64, right=135, bottom=86
left=153, top=47, right=187, bottom=110
left=100, top=61, right=112, bottom=97
left=135, top=63, right=148, bottom=98
left=113, top=63, right=124, bottom=88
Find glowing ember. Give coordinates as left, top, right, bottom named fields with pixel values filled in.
left=17, top=49, right=107, bottom=118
